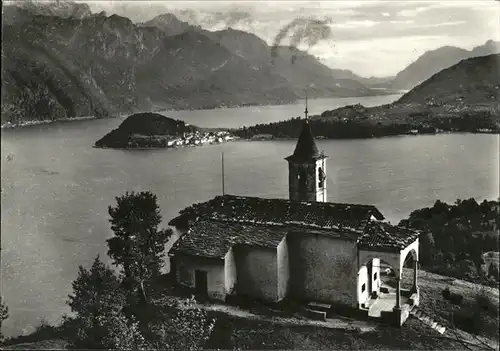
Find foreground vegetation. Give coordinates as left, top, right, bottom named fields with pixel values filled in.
left=1, top=194, right=498, bottom=350
left=399, top=198, right=500, bottom=286
left=2, top=191, right=214, bottom=350
left=3, top=268, right=498, bottom=350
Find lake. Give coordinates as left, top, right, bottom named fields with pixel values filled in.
left=1, top=94, right=499, bottom=337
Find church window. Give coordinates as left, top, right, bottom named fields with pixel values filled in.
left=362, top=283, right=366, bottom=293
left=299, top=167, right=307, bottom=188
left=318, top=167, right=325, bottom=188
left=373, top=272, right=377, bottom=280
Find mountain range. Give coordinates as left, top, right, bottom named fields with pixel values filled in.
left=386, top=40, right=500, bottom=91
left=319, top=54, right=500, bottom=126
left=1, top=1, right=499, bottom=125
left=1, top=4, right=382, bottom=125
left=156, top=10, right=500, bottom=91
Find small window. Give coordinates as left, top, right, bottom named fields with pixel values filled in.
left=373, top=272, right=378, bottom=280
left=361, top=283, right=366, bottom=293
left=318, top=167, right=325, bottom=188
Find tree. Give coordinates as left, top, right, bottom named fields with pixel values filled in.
left=107, top=191, right=172, bottom=305
left=488, top=262, right=499, bottom=281
left=0, top=297, right=8, bottom=342
left=457, top=259, right=478, bottom=280
left=419, top=231, right=435, bottom=265
left=66, top=255, right=146, bottom=349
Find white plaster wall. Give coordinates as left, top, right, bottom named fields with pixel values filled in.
left=400, top=239, right=419, bottom=271
left=358, top=265, right=370, bottom=305
left=224, top=247, right=236, bottom=296
left=289, top=234, right=358, bottom=306
left=235, top=246, right=278, bottom=302
left=371, top=258, right=381, bottom=293
left=277, top=236, right=290, bottom=301
left=174, top=253, right=226, bottom=300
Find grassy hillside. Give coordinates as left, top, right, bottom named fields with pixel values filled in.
left=206, top=268, right=499, bottom=350
left=3, top=268, right=498, bottom=350
left=397, top=54, right=500, bottom=106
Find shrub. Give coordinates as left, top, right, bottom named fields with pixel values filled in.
left=442, top=287, right=463, bottom=305
left=474, top=290, right=497, bottom=317
left=452, top=287, right=499, bottom=339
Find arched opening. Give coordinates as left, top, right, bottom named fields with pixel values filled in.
left=298, top=167, right=307, bottom=188
left=318, top=167, right=325, bottom=188
left=401, top=249, right=418, bottom=292
left=358, top=258, right=395, bottom=310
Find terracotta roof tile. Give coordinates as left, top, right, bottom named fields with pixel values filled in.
left=357, top=222, right=421, bottom=252
left=169, top=220, right=289, bottom=258
left=168, top=195, right=385, bottom=233
left=170, top=220, right=365, bottom=259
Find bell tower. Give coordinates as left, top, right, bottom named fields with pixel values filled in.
left=285, top=95, right=328, bottom=202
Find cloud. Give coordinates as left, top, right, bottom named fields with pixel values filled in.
left=79, top=0, right=499, bottom=77
left=270, top=17, right=333, bottom=63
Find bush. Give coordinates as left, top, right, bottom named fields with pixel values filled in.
left=453, top=305, right=483, bottom=334
left=442, top=287, right=463, bottom=305
left=451, top=288, right=499, bottom=339
left=474, top=290, right=497, bottom=317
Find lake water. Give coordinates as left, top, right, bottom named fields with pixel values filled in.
left=1, top=94, right=499, bottom=337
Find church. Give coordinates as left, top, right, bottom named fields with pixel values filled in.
left=167, top=105, right=421, bottom=326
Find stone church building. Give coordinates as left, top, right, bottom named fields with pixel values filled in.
left=167, top=110, right=421, bottom=326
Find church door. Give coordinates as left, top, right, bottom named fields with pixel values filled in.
left=195, top=270, right=208, bottom=296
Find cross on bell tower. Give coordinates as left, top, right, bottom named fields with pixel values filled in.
left=285, top=94, right=328, bottom=202
left=304, top=91, right=309, bottom=120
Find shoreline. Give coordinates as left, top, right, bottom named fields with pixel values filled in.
left=0, top=92, right=402, bottom=131
left=242, top=130, right=500, bottom=141
left=93, top=131, right=499, bottom=151
left=93, top=138, right=239, bottom=150
left=0, top=116, right=99, bottom=130
left=153, top=91, right=399, bottom=113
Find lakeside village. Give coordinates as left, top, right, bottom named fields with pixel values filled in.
left=127, top=130, right=236, bottom=149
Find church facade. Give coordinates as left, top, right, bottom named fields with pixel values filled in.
left=167, top=114, right=421, bottom=326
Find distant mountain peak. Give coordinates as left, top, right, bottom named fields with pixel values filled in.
left=139, top=12, right=192, bottom=36
left=389, top=39, right=500, bottom=91
left=397, top=54, right=500, bottom=106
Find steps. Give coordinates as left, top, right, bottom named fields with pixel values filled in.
left=410, top=308, right=447, bottom=335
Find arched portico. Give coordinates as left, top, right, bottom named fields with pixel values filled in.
left=357, top=258, right=395, bottom=309
left=356, top=222, right=421, bottom=325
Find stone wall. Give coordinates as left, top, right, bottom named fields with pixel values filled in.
left=277, top=236, right=290, bottom=301
left=288, top=159, right=326, bottom=202
left=288, top=233, right=358, bottom=306
left=174, top=253, right=226, bottom=300
left=234, top=245, right=278, bottom=302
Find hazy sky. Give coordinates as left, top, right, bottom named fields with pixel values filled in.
left=80, top=1, right=499, bottom=77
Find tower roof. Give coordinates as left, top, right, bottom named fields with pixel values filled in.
left=286, top=119, right=326, bottom=162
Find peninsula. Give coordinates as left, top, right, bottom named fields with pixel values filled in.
left=94, top=113, right=235, bottom=149
left=233, top=55, right=500, bottom=140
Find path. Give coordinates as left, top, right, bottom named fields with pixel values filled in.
left=196, top=302, right=378, bottom=332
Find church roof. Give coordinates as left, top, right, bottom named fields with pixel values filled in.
left=168, top=194, right=385, bottom=233
left=285, top=119, right=326, bottom=162
left=170, top=220, right=288, bottom=258
left=170, top=219, right=365, bottom=258
left=357, top=222, right=421, bottom=253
